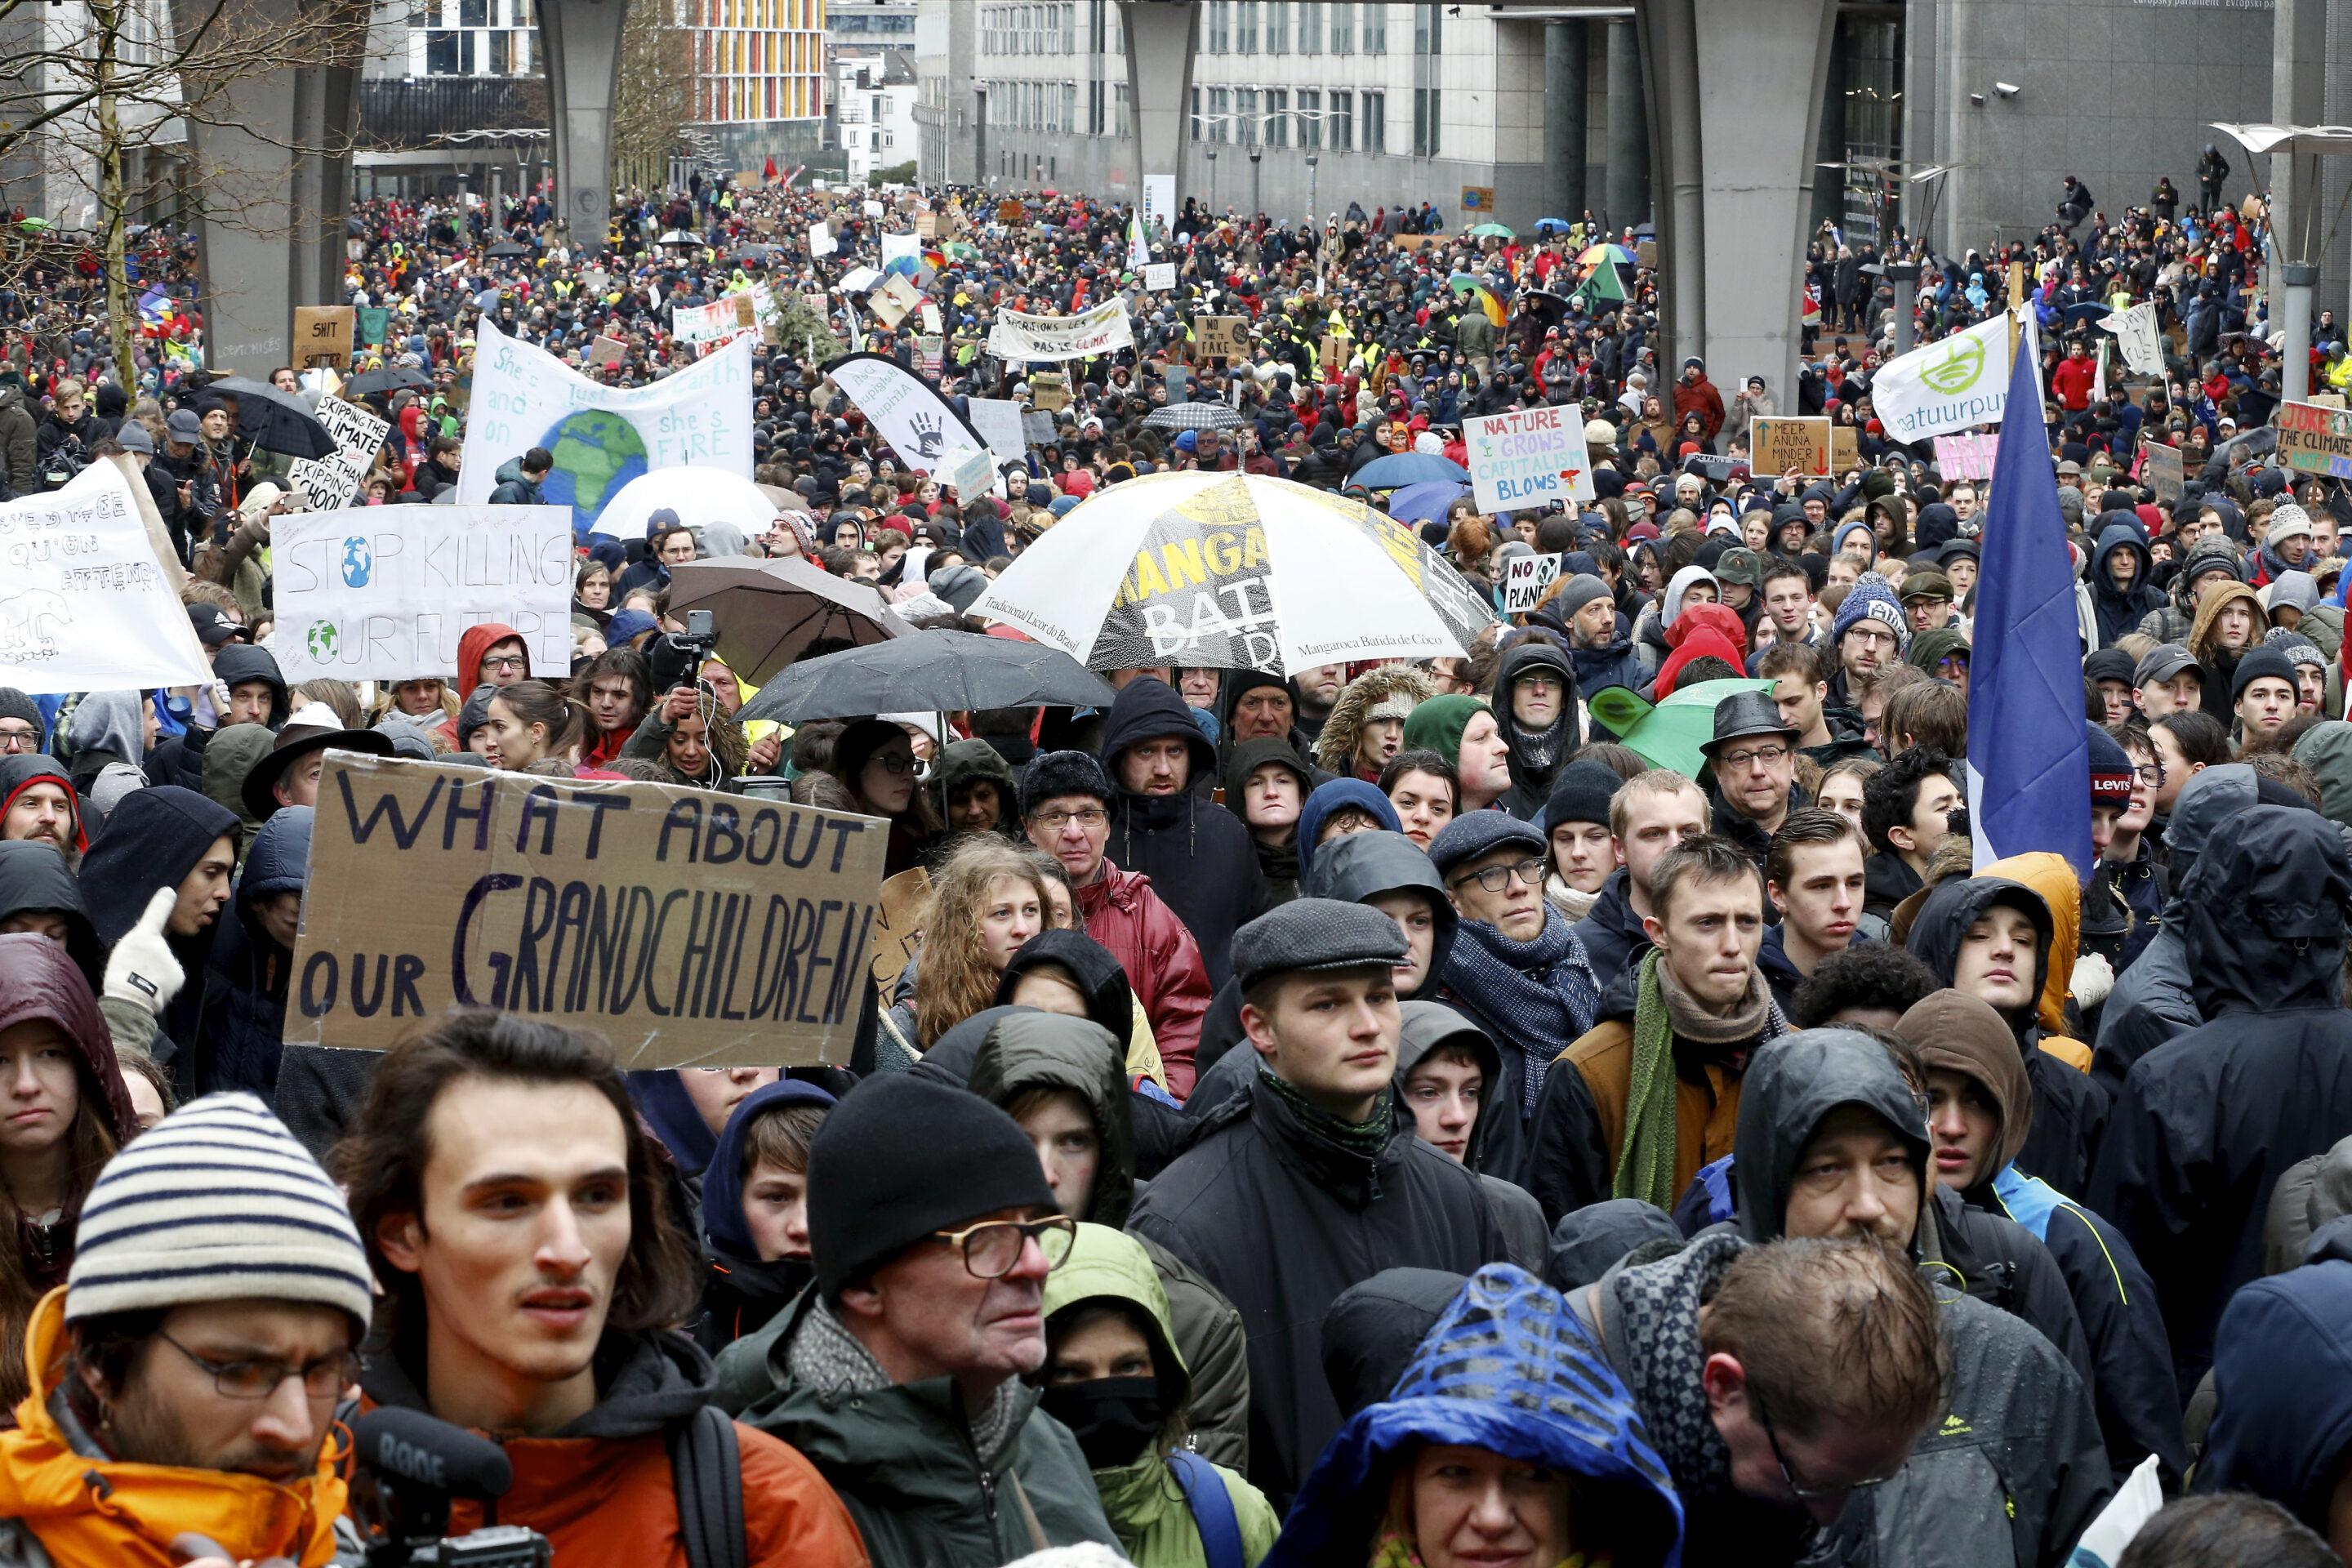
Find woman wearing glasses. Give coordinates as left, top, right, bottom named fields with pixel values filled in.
left=826, top=718, right=942, bottom=876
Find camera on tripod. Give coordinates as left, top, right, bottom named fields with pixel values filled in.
left=352, top=1406, right=553, bottom=1567
left=648, top=607, right=719, bottom=696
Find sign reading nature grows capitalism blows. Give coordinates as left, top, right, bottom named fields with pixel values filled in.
left=456, top=318, right=756, bottom=536
left=289, top=753, right=888, bottom=1065
left=1464, top=407, right=1595, bottom=513
left=269, top=505, right=574, bottom=684
left=0, top=459, right=212, bottom=695
left=1869, top=310, right=2018, bottom=443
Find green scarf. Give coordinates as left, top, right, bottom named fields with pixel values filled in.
left=1612, top=951, right=1678, bottom=1210
left=1259, top=1064, right=1396, bottom=1159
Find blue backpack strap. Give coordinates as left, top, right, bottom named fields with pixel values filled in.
left=1167, top=1449, right=1245, bottom=1568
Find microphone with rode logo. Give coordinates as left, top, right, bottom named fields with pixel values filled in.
left=352, top=1407, right=549, bottom=1566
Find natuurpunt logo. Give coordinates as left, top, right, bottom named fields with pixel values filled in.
left=1919, top=336, right=1987, bottom=395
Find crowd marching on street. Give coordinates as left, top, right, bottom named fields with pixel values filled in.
left=0, top=153, right=2349, bottom=1568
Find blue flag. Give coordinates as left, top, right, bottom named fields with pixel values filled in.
left=1967, top=314, right=2091, bottom=880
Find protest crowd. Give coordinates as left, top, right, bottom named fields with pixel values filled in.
left=2, top=156, right=2352, bottom=1568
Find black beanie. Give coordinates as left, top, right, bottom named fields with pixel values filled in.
left=1019, top=749, right=1112, bottom=818
left=807, top=1075, right=1057, bottom=1300
left=1546, top=757, right=1622, bottom=830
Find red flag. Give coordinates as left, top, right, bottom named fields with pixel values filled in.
left=764, top=155, right=778, bottom=182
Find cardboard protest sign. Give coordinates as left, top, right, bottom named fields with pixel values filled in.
left=1030, top=370, right=1070, bottom=412
left=288, top=754, right=887, bottom=1064
left=2278, top=400, right=2352, bottom=480
left=590, top=335, right=629, bottom=368
left=1831, top=425, right=1859, bottom=474
left=916, top=213, right=939, bottom=240
left=293, top=305, right=354, bottom=369
left=870, top=274, right=923, bottom=328
left=284, top=395, right=390, bottom=510
left=356, top=307, right=392, bottom=348
left=0, top=460, right=210, bottom=694
left=1752, top=416, right=1833, bottom=478
left=2142, top=442, right=2184, bottom=504
left=1502, top=552, right=1563, bottom=614
left=1465, top=407, right=1595, bottom=512
left=870, top=866, right=933, bottom=987
left=1461, top=186, right=1497, bottom=212
left=1195, top=316, right=1250, bottom=361
left=270, top=504, right=573, bottom=683
left=967, top=396, right=1028, bottom=466
left=1142, top=262, right=1177, bottom=291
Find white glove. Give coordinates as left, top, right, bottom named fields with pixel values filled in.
left=104, top=888, right=185, bottom=1018
left=2069, top=950, right=2115, bottom=1013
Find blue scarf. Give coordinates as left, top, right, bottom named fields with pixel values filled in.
left=1443, top=906, right=1601, bottom=1117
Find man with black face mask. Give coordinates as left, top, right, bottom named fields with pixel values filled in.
left=1038, top=1223, right=1282, bottom=1563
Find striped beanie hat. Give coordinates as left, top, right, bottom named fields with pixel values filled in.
left=66, top=1092, right=372, bottom=1325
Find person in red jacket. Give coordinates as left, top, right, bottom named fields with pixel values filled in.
left=1021, top=751, right=1211, bottom=1097
left=1673, top=357, right=1726, bottom=443
left=2051, top=337, right=2099, bottom=420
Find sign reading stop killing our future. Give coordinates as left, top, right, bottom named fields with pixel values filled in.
left=1464, top=407, right=1595, bottom=513
left=270, top=505, right=573, bottom=683
left=287, top=753, right=889, bottom=1065
left=0, top=459, right=212, bottom=694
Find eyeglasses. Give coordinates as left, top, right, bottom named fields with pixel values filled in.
left=1030, top=807, right=1107, bottom=830
left=483, top=655, right=528, bottom=672
left=1755, top=1394, right=1899, bottom=1501
left=1453, top=855, right=1545, bottom=895
left=0, top=727, right=36, bottom=752
left=2132, top=762, right=2165, bottom=786
left=1717, top=743, right=1792, bottom=771
left=1845, top=627, right=1898, bottom=648
left=864, top=751, right=915, bottom=777
left=158, top=1332, right=359, bottom=1401
left=932, top=1214, right=1078, bottom=1279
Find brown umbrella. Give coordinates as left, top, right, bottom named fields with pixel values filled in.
left=665, top=558, right=905, bottom=686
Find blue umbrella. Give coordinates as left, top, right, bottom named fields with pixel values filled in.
left=1386, top=480, right=1468, bottom=526
left=1355, top=452, right=1471, bottom=488
left=2058, top=301, right=2112, bottom=325
left=1533, top=217, right=1573, bottom=235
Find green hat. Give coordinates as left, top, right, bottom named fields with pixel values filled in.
left=1401, top=694, right=1486, bottom=765
left=1900, top=572, right=1953, bottom=604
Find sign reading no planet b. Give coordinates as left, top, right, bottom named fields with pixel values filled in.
left=289, top=754, right=889, bottom=1065
left=270, top=505, right=573, bottom=684
left=1465, top=407, right=1595, bottom=513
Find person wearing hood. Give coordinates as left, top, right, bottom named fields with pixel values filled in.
left=991, top=927, right=1174, bottom=1098
left=1229, top=737, right=1313, bottom=904
left=713, top=1070, right=1119, bottom=1565
left=1487, top=639, right=1580, bottom=819
left=0, top=932, right=143, bottom=1413
left=1710, top=1027, right=2112, bottom=1567
left=0, top=755, right=83, bottom=862
left=1129, top=900, right=1509, bottom=1506
left=2190, top=577, right=2266, bottom=724
left=2198, top=1237, right=2352, bottom=1554
left=1401, top=695, right=1515, bottom=815
left=696, top=1078, right=836, bottom=1351
left=193, top=804, right=310, bottom=1098
left=340, top=1013, right=867, bottom=1567
left=2091, top=806, right=2352, bottom=1396
left=1633, top=564, right=1721, bottom=672
left=2091, top=764, right=2310, bottom=1094
left=145, top=644, right=287, bottom=793
left=75, top=783, right=240, bottom=1073
left=197, top=722, right=276, bottom=853
left=0, top=841, right=103, bottom=994
left=1022, top=751, right=1211, bottom=1099
left=2089, top=516, right=2163, bottom=649
left=1102, top=677, right=1272, bottom=992
left=1427, top=812, right=1598, bottom=1190
left=1268, top=1263, right=1684, bottom=1568
left=1391, top=1002, right=1549, bottom=1268
left=922, top=737, right=1026, bottom=873
left=453, top=620, right=533, bottom=700
left=2136, top=537, right=2240, bottom=646
left=625, top=1062, right=780, bottom=1192
left=1312, top=664, right=1434, bottom=784
left=1905, top=867, right=2109, bottom=1196
left=1039, top=1223, right=1281, bottom=1568
left=1528, top=834, right=1790, bottom=1225
left=1903, top=988, right=2189, bottom=1491
left=56, top=691, right=151, bottom=817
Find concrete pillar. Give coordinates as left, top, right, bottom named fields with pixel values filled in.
left=2270, top=0, right=2326, bottom=319
left=539, top=0, right=630, bottom=241
left=1602, top=19, right=1646, bottom=235
left=1543, top=21, right=1587, bottom=225
left=1117, top=1, right=1198, bottom=193
left=1809, top=16, right=1846, bottom=237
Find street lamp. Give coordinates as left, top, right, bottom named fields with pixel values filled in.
left=1250, top=148, right=1262, bottom=217
left=1206, top=147, right=1218, bottom=213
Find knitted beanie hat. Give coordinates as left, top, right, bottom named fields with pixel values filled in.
left=1832, top=577, right=1911, bottom=655
left=68, top=1092, right=372, bottom=1325
left=1020, top=749, right=1113, bottom=817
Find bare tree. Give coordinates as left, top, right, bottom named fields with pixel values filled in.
left=610, top=0, right=696, bottom=191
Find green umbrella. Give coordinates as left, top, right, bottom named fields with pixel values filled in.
left=1586, top=678, right=1773, bottom=781
left=1575, top=261, right=1629, bottom=305
left=1470, top=222, right=1515, bottom=239
left=947, top=241, right=983, bottom=261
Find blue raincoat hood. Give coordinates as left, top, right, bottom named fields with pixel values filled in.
left=2203, top=1257, right=2352, bottom=1530
left=701, top=1077, right=836, bottom=1258
left=1264, top=1264, right=1683, bottom=1568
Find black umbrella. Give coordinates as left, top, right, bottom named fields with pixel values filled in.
left=201, top=376, right=336, bottom=459
left=344, top=365, right=432, bottom=396
left=486, top=241, right=531, bottom=257
left=737, top=630, right=1116, bottom=724
left=1520, top=289, right=1574, bottom=326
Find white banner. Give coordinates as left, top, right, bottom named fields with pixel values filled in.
left=270, top=505, right=573, bottom=683
left=1464, top=406, right=1594, bottom=512
left=987, top=300, right=1134, bottom=362
left=284, top=395, right=390, bottom=510
left=826, top=354, right=1000, bottom=492
left=1869, top=311, right=2017, bottom=442
left=457, top=319, right=755, bottom=532
left=675, top=287, right=776, bottom=347
left=0, top=461, right=210, bottom=695
left=881, top=232, right=921, bottom=276
left=2100, top=301, right=2164, bottom=377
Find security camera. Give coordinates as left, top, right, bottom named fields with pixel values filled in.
left=1969, top=92, right=1985, bottom=106
left=1993, top=82, right=2020, bottom=97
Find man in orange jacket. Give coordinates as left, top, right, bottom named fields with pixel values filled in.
left=0, top=1092, right=377, bottom=1568
left=336, top=1012, right=870, bottom=1568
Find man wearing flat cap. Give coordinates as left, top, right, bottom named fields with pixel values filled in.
left=1129, top=899, right=1508, bottom=1507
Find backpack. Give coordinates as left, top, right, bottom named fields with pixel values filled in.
left=669, top=1404, right=746, bottom=1568
left=1167, top=1450, right=1244, bottom=1568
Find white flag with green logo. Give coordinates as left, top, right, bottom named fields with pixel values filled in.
left=1870, top=310, right=2019, bottom=443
